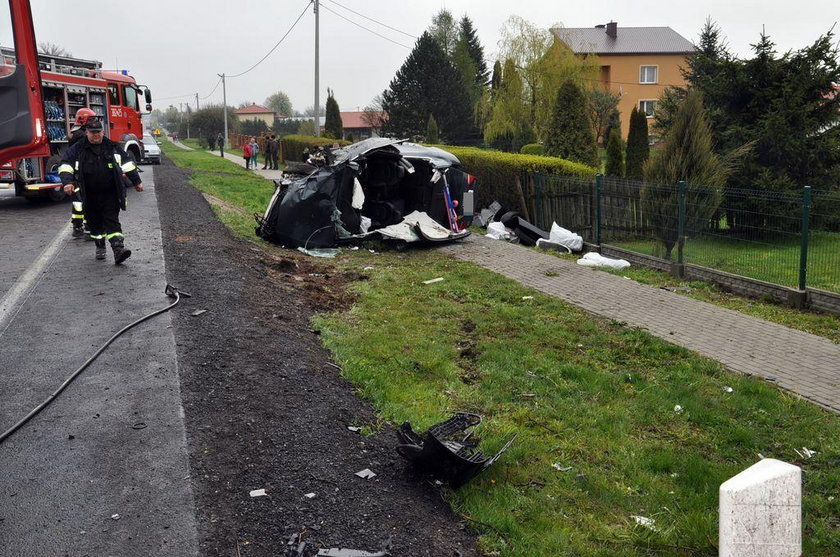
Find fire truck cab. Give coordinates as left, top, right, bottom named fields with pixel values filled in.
left=1, top=44, right=152, bottom=201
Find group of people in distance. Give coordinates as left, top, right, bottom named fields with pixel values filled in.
left=243, top=134, right=279, bottom=170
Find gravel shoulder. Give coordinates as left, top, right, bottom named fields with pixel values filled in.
left=154, top=157, right=478, bottom=556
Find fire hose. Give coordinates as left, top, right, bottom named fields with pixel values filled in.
left=0, top=284, right=188, bottom=445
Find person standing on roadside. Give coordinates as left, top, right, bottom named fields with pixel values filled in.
left=243, top=139, right=252, bottom=168
left=272, top=134, right=281, bottom=169
left=217, top=132, right=225, bottom=157
left=249, top=136, right=259, bottom=170
left=58, top=118, right=143, bottom=264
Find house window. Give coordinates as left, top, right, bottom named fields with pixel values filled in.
left=639, top=65, right=658, bottom=84
left=639, top=100, right=656, bottom=118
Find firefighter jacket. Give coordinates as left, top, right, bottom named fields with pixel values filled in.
left=58, top=137, right=141, bottom=210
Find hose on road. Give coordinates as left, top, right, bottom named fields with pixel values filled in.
left=0, top=284, right=189, bottom=445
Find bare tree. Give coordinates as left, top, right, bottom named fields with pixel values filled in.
left=362, top=94, right=388, bottom=133
left=38, top=42, right=72, bottom=57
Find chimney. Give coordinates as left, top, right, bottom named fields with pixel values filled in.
left=606, top=21, right=617, bottom=39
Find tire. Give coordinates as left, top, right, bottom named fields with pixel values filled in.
left=45, top=155, right=67, bottom=202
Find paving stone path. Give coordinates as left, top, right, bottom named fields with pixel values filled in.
left=441, top=235, right=840, bottom=414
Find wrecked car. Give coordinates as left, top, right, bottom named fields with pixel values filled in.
left=256, top=138, right=474, bottom=249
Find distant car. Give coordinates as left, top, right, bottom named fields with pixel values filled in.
left=141, top=133, right=161, bottom=165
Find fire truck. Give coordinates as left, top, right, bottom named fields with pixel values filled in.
left=0, top=2, right=152, bottom=201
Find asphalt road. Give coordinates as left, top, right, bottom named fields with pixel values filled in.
left=0, top=169, right=199, bottom=555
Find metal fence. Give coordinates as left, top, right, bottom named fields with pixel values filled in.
left=528, top=173, right=840, bottom=294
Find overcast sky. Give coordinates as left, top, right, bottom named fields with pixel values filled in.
left=3, top=1, right=838, bottom=114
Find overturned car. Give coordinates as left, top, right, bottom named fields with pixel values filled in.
left=255, top=138, right=474, bottom=249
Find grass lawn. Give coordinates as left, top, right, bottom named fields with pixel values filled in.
left=161, top=146, right=840, bottom=556
left=612, top=232, right=840, bottom=293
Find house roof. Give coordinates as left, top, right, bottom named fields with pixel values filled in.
left=234, top=104, right=275, bottom=115
left=553, top=25, right=695, bottom=55
left=339, top=111, right=386, bottom=129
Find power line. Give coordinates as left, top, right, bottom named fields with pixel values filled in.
left=227, top=0, right=312, bottom=78
left=320, top=3, right=411, bottom=50
left=156, top=76, right=222, bottom=104
left=200, top=77, right=222, bottom=100
left=322, top=0, right=416, bottom=39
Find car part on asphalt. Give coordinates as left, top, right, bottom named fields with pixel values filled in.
left=395, top=413, right=517, bottom=489
left=476, top=200, right=505, bottom=228
left=0, top=284, right=189, bottom=445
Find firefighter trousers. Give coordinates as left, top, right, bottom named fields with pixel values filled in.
left=84, top=191, right=123, bottom=240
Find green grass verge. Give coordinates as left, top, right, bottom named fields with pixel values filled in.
left=161, top=143, right=840, bottom=556
left=159, top=140, right=274, bottom=235
left=612, top=233, right=840, bottom=293
left=313, top=249, right=840, bottom=555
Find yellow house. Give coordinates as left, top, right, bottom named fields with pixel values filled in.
left=233, top=103, right=277, bottom=128
left=553, top=22, right=695, bottom=139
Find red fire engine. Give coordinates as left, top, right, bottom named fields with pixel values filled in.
left=0, top=2, right=152, bottom=201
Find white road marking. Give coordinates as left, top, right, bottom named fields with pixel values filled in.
left=0, top=222, right=70, bottom=338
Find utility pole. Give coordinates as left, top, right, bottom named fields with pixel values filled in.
left=313, top=0, right=320, bottom=137
left=195, top=92, right=199, bottom=112
left=218, top=73, right=228, bottom=146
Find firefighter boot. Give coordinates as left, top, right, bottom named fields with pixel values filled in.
left=95, top=238, right=106, bottom=260
left=72, top=221, right=85, bottom=238
left=110, top=237, right=132, bottom=265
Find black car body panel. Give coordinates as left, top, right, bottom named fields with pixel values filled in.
left=257, top=139, right=471, bottom=249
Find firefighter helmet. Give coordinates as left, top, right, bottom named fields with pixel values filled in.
left=73, top=108, right=97, bottom=127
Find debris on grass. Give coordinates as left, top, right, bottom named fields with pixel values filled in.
left=522, top=296, right=534, bottom=300
left=674, top=405, right=684, bottom=414
left=297, top=247, right=340, bottom=258
left=395, top=412, right=517, bottom=489
left=631, top=515, right=657, bottom=530
left=724, top=386, right=734, bottom=393
left=552, top=464, right=573, bottom=472
left=794, top=447, right=817, bottom=459
left=576, top=252, right=631, bottom=270
left=422, top=277, right=444, bottom=285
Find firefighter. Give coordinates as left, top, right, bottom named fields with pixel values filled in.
left=68, top=108, right=96, bottom=238
left=58, top=118, right=143, bottom=264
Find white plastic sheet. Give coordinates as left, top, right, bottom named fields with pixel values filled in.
left=485, top=221, right=513, bottom=240
left=576, top=252, right=631, bottom=270
left=548, top=222, right=583, bottom=252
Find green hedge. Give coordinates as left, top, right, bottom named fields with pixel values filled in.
left=520, top=143, right=545, bottom=156
left=280, top=135, right=350, bottom=163
left=433, top=144, right=597, bottom=211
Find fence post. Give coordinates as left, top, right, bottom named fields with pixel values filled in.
left=595, top=173, right=603, bottom=247
left=535, top=172, right=543, bottom=229
left=794, top=185, right=812, bottom=308
left=671, top=180, right=687, bottom=278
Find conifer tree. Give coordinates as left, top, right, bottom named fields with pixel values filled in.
left=490, top=60, right=502, bottom=93
left=544, top=81, right=599, bottom=167
left=605, top=129, right=624, bottom=177
left=382, top=32, right=475, bottom=143
left=426, top=114, right=439, bottom=143
left=324, top=88, right=343, bottom=139
left=625, top=106, right=649, bottom=179
left=642, top=90, right=731, bottom=258
left=458, top=16, right=488, bottom=86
